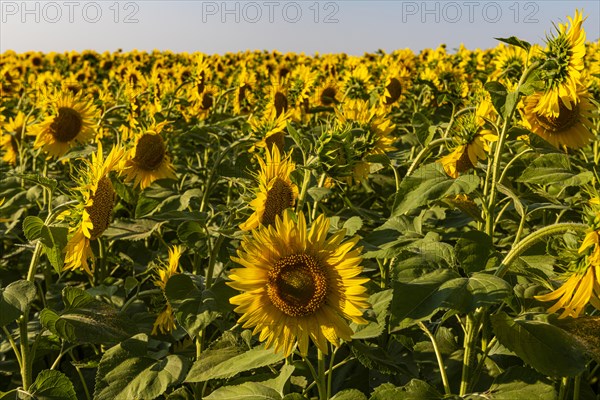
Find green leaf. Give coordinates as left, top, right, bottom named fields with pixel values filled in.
left=23, top=215, right=45, bottom=241
left=40, top=287, right=133, bottom=343
left=177, top=221, right=205, bottom=247
left=185, top=345, right=285, bottom=383
left=485, top=366, right=556, bottom=400
left=517, top=153, right=592, bottom=187
left=412, top=112, right=433, bottom=147
left=484, top=81, right=508, bottom=117
left=352, top=289, right=392, bottom=339
left=94, top=334, right=190, bottom=400
left=15, top=173, right=58, bottom=192
left=41, top=225, right=68, bottom=273
left=390, top=269, right=460, bottom=330
left=0, top=280, right=36, bottom=326
left=165, top=387, right=195, bottom=400
left=393, top=163, right=479, bottom=216
left=260, top=364, right=295, bottom=395
left=165, top=274, right=231, bottom=338
left=343, top=216, right=363, bottom=236
left=390, top=271, right=510, bottom=330
left=370, top=380, right=442, bottom=400
left=491, top=312, right=589, bottom=377
left=350, top=341, right=408, bottom=375
left=204, top=382, right=281, bottom=400
left=103, top=219, right=166, bottom=241
left=308, top=187, right=332, bottom=202
left=454, top=231, right=494, bottom=274
left=331, top=389, right=367, bottom=400
left=494, top=36, right=531, bottom=52
left=28, top=369, right=77, bottom=400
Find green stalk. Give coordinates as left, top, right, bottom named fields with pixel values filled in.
left=459, top=313, right=481, bottom=396
left=419, top=322, right=451, bottom=395
left=485, top=61, right=540, bottom=236
left=1, top=326, right=22, bottom=369
left=317, top=349, right=328, bottom=400
left=405, top=138, right=452, bottom=176
left=496, top=222, right=587, bottom=278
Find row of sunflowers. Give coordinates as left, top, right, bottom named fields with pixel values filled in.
left=1, top=9, right=599, bottom=400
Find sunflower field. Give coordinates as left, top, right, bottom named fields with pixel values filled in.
left=1, top=9, right=600, bottom=400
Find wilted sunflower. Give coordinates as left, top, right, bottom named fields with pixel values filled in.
left=439, top=111, right=497, bottom=179
left=535, top=10, right=587, bottom=117
left=240, top=146, right=298, bottom=231
left=228, top=211, right=370, bottom=356
left=32, top=91, right=98, bottom=158
left=152, top=245, right=183, bottom=335
left=522, top=84, right=595, bottom=149
left=535, top=230, right=600, bottom=318
left=64, top=143, right=124, bottom=275
left=121, top=123, right=176, bottom=190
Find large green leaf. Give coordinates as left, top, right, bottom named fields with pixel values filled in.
left=40, top=286, right=133, bottom=343
left=204, top=382, right=281, bottom=400
left=0, top=280, right=36, bottom=326
left=185, top=345, right=284, bottom=383
left=331, top=389, right=367, bottom=400
left=390, top=271, right=510, bottom=331
left=165, top=274, right=234, bottom=338
left=517, top=153, right=593, bottom=186
left=491, top=312, right=589, bottom=377
left=94, top=333, right=190, bottom=400
left=28, top=369, right=77, bottom=400
left=369, top=380, right=442, bottom=400
left=352, top=289, right=392, bottom=339
left=454, top=231, right=494, bottom=273
left=481, top=366, right=556, bottom=400
left=390, top=269, right=460, bottom=330
left=393, top=163, right=479, bottom=216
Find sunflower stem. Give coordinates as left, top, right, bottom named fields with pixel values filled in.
left=459, top=312, right=481, bottom=396
left=317, top=349, right=328, bottom=400
left=573, top=374, right=581, bottom=400
left=496, top=222, right=587, bottom=278
left=418, top=321, right=451, bottom=395
left=2, top=326, right=22, bottom=371
left=485, top=61, right=540, bottom=237
left=405, top=138, right=452, bottom=176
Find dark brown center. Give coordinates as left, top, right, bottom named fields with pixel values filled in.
left=132, top=133, right=166, bottom=171
left=261, top=177, right=294, bottom=227
left=49, top=107, right=83, bottom=142
left=87, top=176, right=115, bottom=240
left=267, top=254, right=328, bottom=317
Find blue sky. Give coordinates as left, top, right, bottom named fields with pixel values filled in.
left=1, top=1, right=599, bottom=54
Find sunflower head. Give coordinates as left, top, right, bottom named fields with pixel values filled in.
left=122, top=123, right=176, bottom=190
left=522, top=86, right=595, bottom=149
left=240, top=146, right=298, bottom=231
left=32, top=91, right=98, bottom=158
left=229, top=211, right=370, bottom=356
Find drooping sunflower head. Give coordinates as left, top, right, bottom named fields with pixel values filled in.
left=379, top=65, right=410, bottom=107
left=342, top=64, right=373, bottom=101
left=240, top=146, right=298, bottom=231
left=535, top=10, right=587, bottom=117
left=489, top=44, right=529, bottom=88
left=250, top=108, right=291, bottom=153
left=1, top=112, right=28, bottom=165
left=121, top=123, right=176, bottom=190
left=439, top=113, right=497, bottom=178
left=32, top=91, right=98, bottom=158
left=315, top=78, right=341, bottom=108
left=522, top=85, right=595, bottom=150
left=229, top=211, right=370, bottom=356
left=63, top=143, right=124, bottom=275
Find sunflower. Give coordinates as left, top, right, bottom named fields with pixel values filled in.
left=522, top=85, right=595, bottom=149
left=152, top=245, right=183, bottom=335
left=31, top=91, right=98, bottom=158
left=315, top=78, right=341, bottom=108
left=535, top=230, right=600, bottom=318
left=1, top=112, right=27, bottom=165
left=250, top=108, right=292, bottom=153
left=535, top=10, right=587, bottom=117
left=121, top=123, right=176, bottom=190
left=228, top=211, right=370, bottom=356
left=240, top=146, right=298, bottom=231
left=64, top=143, right=124, bottom=275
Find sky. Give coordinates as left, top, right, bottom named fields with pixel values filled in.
left=1, top=1, right=599, bottom=55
